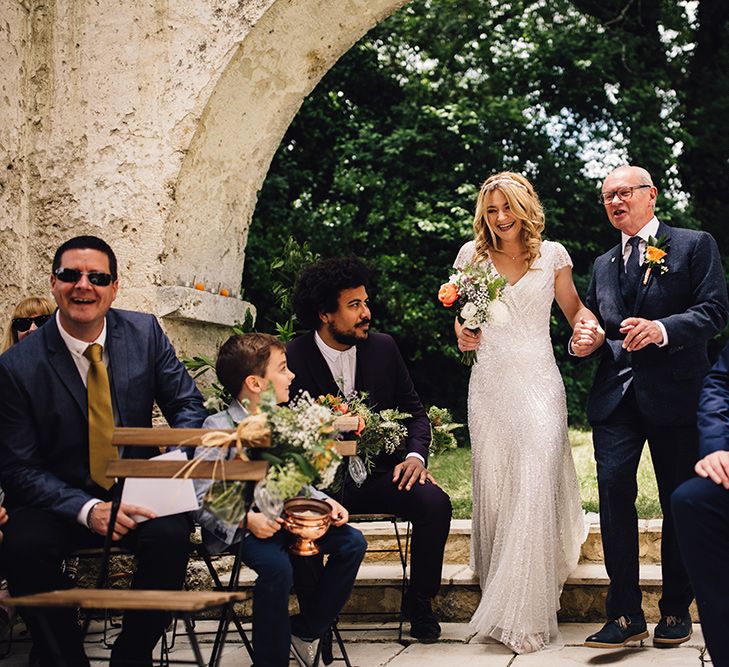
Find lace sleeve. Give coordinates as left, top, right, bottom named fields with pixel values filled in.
left=551, top=241, right=573, bottom=272
left=454, top=241, right=476, bottom=269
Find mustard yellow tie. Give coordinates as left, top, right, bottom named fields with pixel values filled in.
left=84, top=343, right=116, bottom=490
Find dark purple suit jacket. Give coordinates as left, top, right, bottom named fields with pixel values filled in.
left=286, top=331, right=431, bottom=468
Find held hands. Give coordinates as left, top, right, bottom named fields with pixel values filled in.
left=246, top=511, right=284, bottom=539
left=695, top=451, right=729, bottom=489
left=571, top=318, right=605, bottom=357
left=325, top=497, right=349, bottom=527
left=87, top=501, right=156, bottom=541
left=392, top=458, right=436, bottom=491
left=620, top=317, right=664, bottom=352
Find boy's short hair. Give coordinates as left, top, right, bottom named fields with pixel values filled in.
left=216, top=333, right=285, bottom=399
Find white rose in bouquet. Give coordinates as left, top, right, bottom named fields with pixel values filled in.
left=460, top=302, right=478, bottom=321
left=488, top=300, right=510, bottom=326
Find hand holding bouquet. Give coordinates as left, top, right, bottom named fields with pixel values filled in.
left=439, top=259, right=509, bottom=365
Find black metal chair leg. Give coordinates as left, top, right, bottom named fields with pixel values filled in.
left=209, top=604, right=235, bottom=667
left=180, top=613, right=205, bottom=667
left=200, top=551, right=251, bottom=650
left=332, top=623, right=352, bottom=667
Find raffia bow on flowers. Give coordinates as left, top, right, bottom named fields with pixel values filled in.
left=179, top=391, right=343, bottom=526
left=317, top=393, right=462, bottom=491
left=438, top=259, right=509, bottom=365
left=642, top=235, right=669, bottom=285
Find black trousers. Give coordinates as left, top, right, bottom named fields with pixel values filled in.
left=337, top=470, right=452, bottom=598
left=1, top=507, right=191, bottom=667
left=591, top=386, right=697, bottom=619
left=673, top=477, right=729, bottom=667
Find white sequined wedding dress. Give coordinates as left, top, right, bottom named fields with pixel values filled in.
left=454, top=239, right=586, bottom=654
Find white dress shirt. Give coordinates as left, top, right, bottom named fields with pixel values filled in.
left=314, top=331, right=425, bottom=465
left=622, top=216, right=668, bottom=346
left=314, top=331, right=357, bottom=397
left=55, top=312, right=110, bottom=527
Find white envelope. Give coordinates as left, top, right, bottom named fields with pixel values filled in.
left=120, top=449, right=200, bottom=523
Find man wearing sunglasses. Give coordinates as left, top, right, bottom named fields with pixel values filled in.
left=573, top=166, right=729, bottom=649
left=0, top=235, right=207, bottom=667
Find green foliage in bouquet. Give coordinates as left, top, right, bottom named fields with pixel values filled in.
left=197, top=390, right=343, bottom=527
left=427, top=405, right=461, bottom=457
left=317, top=393, right=463, bottom=492
left=203, top=479, right=249, bottom=527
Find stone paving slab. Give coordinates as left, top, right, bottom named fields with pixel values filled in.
left=389, top=642, right=514, bottom=665
left=514, top=646, right=702, bottom=665
left=0, top=622, right=709, bottom=665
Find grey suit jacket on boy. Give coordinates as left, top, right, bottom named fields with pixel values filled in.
left=194, top=400, right=328, bottom=554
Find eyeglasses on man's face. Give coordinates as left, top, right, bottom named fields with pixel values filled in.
left=598, top=184, right=651, bottom=206
left=12, top=314, right=52, bottom=333
left=53, top=267, right=114, bottom=287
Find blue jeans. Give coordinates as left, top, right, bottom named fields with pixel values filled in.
left=238, top=523, right=366, bottom=666
left=291, top=524, right=366, bottom=641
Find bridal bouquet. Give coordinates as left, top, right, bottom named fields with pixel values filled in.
left=438, top=259, right=509, bottom=365
left=317, top=393, right=462, bottom=490
left=188, top=390, right=343, bottom=526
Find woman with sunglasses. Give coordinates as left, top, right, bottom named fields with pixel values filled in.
left=1, top=296, right=54, bottom=353
left=0, top=297, right=52, bottom=642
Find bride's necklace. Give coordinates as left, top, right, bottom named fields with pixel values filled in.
left=497, top=247, right=525, bottom=261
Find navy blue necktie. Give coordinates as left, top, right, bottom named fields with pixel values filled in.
left=621, top=237, right=642, bottom=307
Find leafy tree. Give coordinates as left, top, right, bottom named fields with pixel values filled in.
left=244, top=0, right=729, bottom=429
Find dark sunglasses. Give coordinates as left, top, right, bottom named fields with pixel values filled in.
left=12, top=314, right=52, bottom=333
left=54, top=267, right=114, bottom=287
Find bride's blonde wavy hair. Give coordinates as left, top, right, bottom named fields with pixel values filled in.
left=473, top=172, right=545, bottom=268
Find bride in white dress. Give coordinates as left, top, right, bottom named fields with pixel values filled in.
left=454, top=172, right=602, bottom=654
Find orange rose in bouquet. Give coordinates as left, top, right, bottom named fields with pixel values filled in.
left=438, top=283, right=459, bottom=307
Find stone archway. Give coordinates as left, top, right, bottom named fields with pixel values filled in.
left=0, top=0, right=412, bottom=353
left=161, top=0, right=411, bottom=344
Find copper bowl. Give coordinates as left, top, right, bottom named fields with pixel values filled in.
left=283, top=498, right=332, bottom=556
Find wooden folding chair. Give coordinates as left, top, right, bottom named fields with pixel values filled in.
left=7, top=427, right=267, bottom=667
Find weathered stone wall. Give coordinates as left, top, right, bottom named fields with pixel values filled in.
left=0, top=0, right=410, bottom=357
left=0, top=1, right=31, bottom=309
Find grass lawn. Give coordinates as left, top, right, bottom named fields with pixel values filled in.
left=429, top=429, right=662, bottom=520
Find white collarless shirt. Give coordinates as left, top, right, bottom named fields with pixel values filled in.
left=313, top=330, right=425, bottom=465
left=314, top=331, right=357, bottom=397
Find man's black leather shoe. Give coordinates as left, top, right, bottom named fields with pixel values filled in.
left=654, top=614, right=692, bottom=646
left=409, top=593, right=441, bottom=643
left=584, top=615, right=648, bottom=648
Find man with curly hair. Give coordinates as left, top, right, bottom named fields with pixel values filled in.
left=286, top=256, right=452, bottom=642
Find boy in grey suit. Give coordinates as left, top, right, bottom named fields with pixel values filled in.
left=194, top=333, right=365, bottom=667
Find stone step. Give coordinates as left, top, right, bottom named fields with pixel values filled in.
left=194, top=559, right=695, bottom=625
left=357, top=518, right=663, bottom=565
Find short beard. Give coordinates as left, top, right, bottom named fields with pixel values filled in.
left=328, top=320, right=368, bottom=347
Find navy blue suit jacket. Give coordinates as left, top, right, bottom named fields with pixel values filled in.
left=0, top=308, right=207, bottom=522
left=585, top=221, right=728, bottom=425
left=286, top=331, right=431, bottom=467
left=697, top=344, right=729, bottom=456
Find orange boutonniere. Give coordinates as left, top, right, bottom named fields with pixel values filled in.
left=642, top=235, right=670, bottom=285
